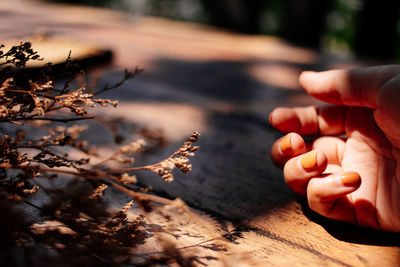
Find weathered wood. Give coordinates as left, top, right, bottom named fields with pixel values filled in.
left=0, top=1, right=399, bottom=266
left=2, top=35, right=112, bottom=69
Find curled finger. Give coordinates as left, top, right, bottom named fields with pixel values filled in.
left=307, top=172, right=361, bottom=223
left=270, top=132, right=306, bottom=168
left=283, top=149, right=328, bottom=195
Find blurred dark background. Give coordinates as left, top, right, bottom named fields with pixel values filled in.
left=44, top=0, right=400, bottom=63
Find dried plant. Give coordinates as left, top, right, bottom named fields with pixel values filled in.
left=0, top=42, right=206, bottom=266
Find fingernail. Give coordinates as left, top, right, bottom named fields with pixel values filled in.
left=300, top=151, right=317, bottom=171
left=341, top=172, right=361, bottom=186
left=280, top=135, right=293, bottom=155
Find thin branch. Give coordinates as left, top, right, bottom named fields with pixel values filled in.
left=105, top=165, right=152, bottom=174
left=93, top=151, right=120, bottom=167
left=105, top=150, right=176, bottom=175
left=9, top=120, right=23, bottom=125
left=34, top=166, right=175, bottom=206
left=109, top=182, right=175, bottom=206
left=5, top=89, right=33, bottom=94
left=95, top=67, right=144, bottom=96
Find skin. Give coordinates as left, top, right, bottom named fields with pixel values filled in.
left=269, top=65, right=400, bottom=232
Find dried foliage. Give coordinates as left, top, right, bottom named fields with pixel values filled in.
left=0, top=42, right=208, bottom=266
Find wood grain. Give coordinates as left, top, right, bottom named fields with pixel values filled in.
left=1, top=1, right=399, bottom=266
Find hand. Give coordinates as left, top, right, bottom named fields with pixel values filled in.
left=269, top=65, right=400, bottom=232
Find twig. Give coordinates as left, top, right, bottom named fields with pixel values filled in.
left=105, top=149, right=177, bottom=175
left=105, top=165, right=152, bottom=174
left=95, top=68, right=144, bottom=96
left=93, top=151, right=120, bottom=167
left=109, top=182, right=175, bottom=206
left=34, top=166, right=175, bottom=206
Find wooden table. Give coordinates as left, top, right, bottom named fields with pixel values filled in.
left=1, top=1, right=399, bottom=266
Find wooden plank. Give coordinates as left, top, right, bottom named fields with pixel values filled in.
left=0, top=1, right=399, bottom=266
left=2, top=34, right=112, bottom=70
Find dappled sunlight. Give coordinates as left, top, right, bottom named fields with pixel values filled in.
left=250, top=200, right=400, bottom=266
left=2, top=35, right=110, bottom=68
left=131, top=17, right=318, bottom=64
left=0, top=0, right=398, bottom=266
left=0, top=1, right=318, bottom=70
left=93, top=102, right=208, bottom=143
left=247, top=63, right=302, bottom=90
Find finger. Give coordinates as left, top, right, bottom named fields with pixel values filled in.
left=269, top=105, right=348, bottom=136
left=270, top=133, right=306, bottom=168
left=325, top=164, right=343, bottom=174
left=307, top=172, right=361, bottom=224
left=299, top=65, right=400, bottom=108
left=283, top=150, right=328, bottom=195
left=311, top=136, right=346, bottom=166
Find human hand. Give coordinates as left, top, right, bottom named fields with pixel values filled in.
left=269, top=65, right=400, bottom=232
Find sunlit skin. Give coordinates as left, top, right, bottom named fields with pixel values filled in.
left=269, top=65, right=400, bottom=232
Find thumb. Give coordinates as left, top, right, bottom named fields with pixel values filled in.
left=299, top=65, right=400, bottom=108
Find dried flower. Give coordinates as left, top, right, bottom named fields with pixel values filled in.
left=0, top=42, right=201, bottom=266
left=119, top=139, right=146, bottom=153
left=153, top=167, right=174, bottom=182
left=22, top=185, right=39, bottom=195
left=121, top=200, right=134, bottom=214
left=88, top=184, right=108, bottom=200
left=120, top=173, right=137, bottom=184
left=151, top=131, right=200, bottom=182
